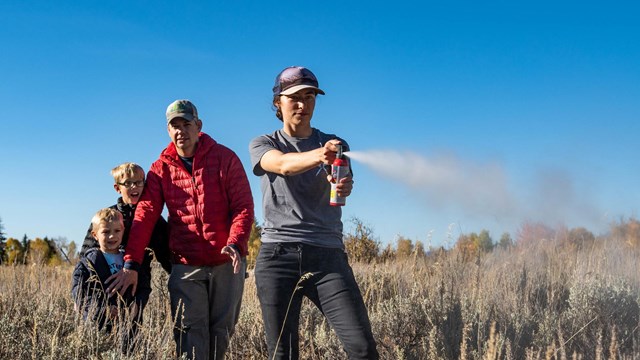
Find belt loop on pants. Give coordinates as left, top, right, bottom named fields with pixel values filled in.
left=297, top=243, right=303, bottom=276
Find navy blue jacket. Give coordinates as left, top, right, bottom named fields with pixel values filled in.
left=71, top=248, right=151, bottom=330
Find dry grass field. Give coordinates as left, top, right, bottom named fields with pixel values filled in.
left=1, top=228, right=640, bottom=359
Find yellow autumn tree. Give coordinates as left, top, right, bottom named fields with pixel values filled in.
left=455, top=233, right=478, bottom=261
left=4, top=238, right=24, bottom=265
left=610, top=217, right=640, bottom=249
left=455, top=230, right=494, bottom=261
left=28, top=238, right=51, bottom=265
left=396, top=235, right=414, bottom=260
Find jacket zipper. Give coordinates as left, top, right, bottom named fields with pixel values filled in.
left=189, top=159, right=204, bottom=238
left=172, top=156, right=204, bottom=238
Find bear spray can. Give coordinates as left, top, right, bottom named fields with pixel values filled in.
left=330, top=145, right=350, bottom=206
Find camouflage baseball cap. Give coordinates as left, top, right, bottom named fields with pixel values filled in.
left=273, top=66, right=325, bottom=97
left=166, top=99, right=199, bottom=123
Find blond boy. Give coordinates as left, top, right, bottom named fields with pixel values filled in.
left=72, top=208, right=145, bottom=334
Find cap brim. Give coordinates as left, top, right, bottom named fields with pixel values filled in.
left=167, top=113, right=197, bottom=123
left=279, top=84, right=325, bottom=96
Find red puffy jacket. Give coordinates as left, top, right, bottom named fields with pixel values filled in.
left=124, top=133, right=254, bottom=267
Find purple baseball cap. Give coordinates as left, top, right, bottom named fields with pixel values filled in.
left=272, top=66, right=325, bottom=96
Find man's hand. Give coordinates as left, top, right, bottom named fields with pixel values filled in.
left=221, top=245, right=241, bottom=274
left=106, top=268, right=138, bottom=297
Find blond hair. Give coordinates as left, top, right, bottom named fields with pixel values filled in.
left=110, top=162, right=145, bottom=184
left=91, top=208, right=124, bottom=232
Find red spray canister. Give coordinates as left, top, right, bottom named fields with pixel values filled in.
left=330, top=145, right=350, bottom=206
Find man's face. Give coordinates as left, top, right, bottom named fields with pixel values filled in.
left=168, top=117, right=202, bottom=157
left=114, top=169, right=145, bottom=205
left=92, top=220, right=123, bottom=254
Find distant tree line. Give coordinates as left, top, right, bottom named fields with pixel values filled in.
left=341, top=216, right=640, bottom=265
left=0, top=217, right=76, bottom=266
left=340, top=217, right=509, bottom=264
left=3, top=215, right=640, bottom=267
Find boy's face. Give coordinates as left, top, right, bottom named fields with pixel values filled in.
left=92, top=220, right=123, bottom=254
left=114, top=169, right=145, bottom=205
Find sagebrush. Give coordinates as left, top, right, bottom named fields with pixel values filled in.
left=1, top=228, right=639, bottom=359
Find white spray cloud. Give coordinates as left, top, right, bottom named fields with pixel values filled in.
left=346, top=149, right=603, bottom=228
left=525, top=167, right=603, bottom=226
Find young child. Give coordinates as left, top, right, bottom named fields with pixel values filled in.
left=79, top=162, right=171, bottom=275
left=72, top=208, right=147, bottom=342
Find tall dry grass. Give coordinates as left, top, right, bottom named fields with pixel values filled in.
left=1, top=235, right=639, bottom=359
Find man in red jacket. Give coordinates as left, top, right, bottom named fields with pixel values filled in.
left=108, top=99, right=254, bottom=360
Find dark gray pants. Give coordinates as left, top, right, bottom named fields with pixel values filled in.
left=255, top=242, right=378, bottom=360
left=168, top=261, right=245, bottom=360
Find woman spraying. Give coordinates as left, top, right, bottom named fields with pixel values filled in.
left=249, top=66, right=379, bottom=360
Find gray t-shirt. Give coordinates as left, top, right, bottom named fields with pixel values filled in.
left=249, top=128, right=349, bottom=248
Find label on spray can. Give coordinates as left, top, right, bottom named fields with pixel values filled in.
left=330, top=157, right=350, bottom=206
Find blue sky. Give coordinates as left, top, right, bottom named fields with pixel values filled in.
left=1, top=1, right=639, bottom=248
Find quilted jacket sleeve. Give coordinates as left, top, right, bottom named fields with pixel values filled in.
left=223, top=152, right=254, bottom=256
left=124, top=163, right=165, bottom=267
